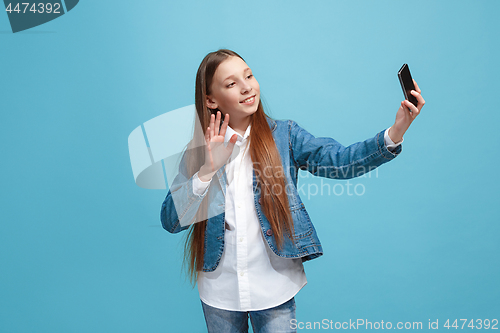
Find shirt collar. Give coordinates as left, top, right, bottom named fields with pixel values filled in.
left=225, top=124, right=251, bottom=144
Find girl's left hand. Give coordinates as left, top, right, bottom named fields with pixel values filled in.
left=388, top=79, right=425, bottom=143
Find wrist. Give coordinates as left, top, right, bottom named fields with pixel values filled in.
left=388, top=126, right=403, bottom=143
left=199, top=164, right=216, bottom=182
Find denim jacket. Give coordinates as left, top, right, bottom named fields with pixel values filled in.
left=160, top=117, right=402, bottom=272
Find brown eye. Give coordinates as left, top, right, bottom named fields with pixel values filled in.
left=227, top=82, right=235, bottom=88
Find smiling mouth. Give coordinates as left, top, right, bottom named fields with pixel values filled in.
left=240, top=96, right=255, bottom=104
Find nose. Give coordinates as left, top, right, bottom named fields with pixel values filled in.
left=241, top=84, right=252, bottom=94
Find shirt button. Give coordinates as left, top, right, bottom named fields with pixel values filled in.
left=237, top=204, right=241, bottom=208
left=240, top=272, right=244, bottom=276
left=266, top=229, right=273, bottom=236
left=239, top=237, right=243, bottom=242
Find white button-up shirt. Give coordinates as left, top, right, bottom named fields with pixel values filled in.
left=192, top=123, right=402, bottom=311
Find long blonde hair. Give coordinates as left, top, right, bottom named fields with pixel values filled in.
left=183, top=49, right=294, bottom=286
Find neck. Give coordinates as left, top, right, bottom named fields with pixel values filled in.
left=230, top=116, right=251, bottom=136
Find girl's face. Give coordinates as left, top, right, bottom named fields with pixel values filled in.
left=206, top=56, right=260, bottom=125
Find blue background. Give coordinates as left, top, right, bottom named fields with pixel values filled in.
left=1, top=1, right=499, bottom=332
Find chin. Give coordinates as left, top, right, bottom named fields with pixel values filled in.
left=252, top=98, right=260, bottom=112
left=249, top=106, right=259, bottom=115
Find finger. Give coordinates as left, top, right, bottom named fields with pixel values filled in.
left=205, top=125, right=210, bottom=142
left=410, top=90, right=425, bottom=111
left=226, top=134, right=238, bottom=151
left=205, top=126, right=212, bottom=150
left=404, top=100, right=420, bottom=118
left=401, top=101, right=410, bottom=115
left=413, top=79, right=421, bottom=94
left=209, top=114, right=215, bottom=139
left=214, top=111, right=221, bottom=136
left=220, top=113, right=229, bottom=138
left=205, top=126, right=214, bottom=169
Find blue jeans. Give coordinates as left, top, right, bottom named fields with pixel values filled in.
left=201, top=297, right=296, bottom=333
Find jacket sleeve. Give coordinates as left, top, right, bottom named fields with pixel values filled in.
left=289, top=120, right=402, bottom=179
left=160, top=149, right=211, bottom=234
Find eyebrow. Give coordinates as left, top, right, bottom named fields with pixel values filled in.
left=223, top=68, right=251, bottom=82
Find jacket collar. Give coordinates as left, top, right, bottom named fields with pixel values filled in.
left=266, top=116, right=277, bottom=132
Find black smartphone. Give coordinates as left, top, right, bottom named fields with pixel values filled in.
left=398, top=64, right=418, bottom=108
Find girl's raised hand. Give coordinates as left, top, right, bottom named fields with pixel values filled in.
left=201, top=111, right=238, bottom=176
left=389, top=79, right=426, bottom=143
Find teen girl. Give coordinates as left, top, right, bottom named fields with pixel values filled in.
left=160, top=49, right=425, bottom=333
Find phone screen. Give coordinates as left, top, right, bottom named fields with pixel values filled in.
left=398, top=64, right=418, bottom=107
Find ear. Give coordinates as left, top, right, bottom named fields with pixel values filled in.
left=205, top=95, right=218, bottom=110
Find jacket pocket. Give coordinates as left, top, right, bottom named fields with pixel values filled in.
left=290, top=203, right=314, bottom=240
